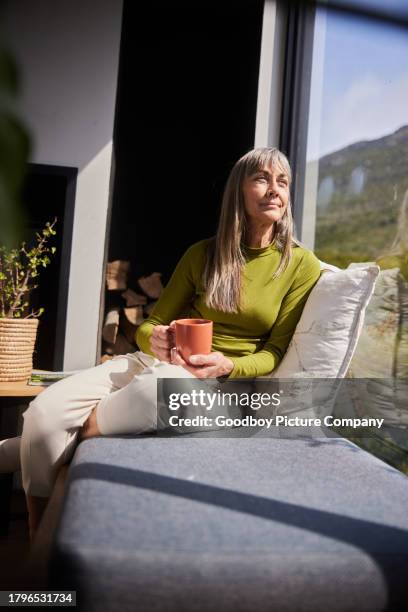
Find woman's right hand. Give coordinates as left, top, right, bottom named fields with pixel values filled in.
left=149, top=321, right=176, bottom=362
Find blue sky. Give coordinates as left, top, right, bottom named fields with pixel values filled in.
left=308, top=3, right=408, bottom=159
left=326, top=0, right=408, bottom=19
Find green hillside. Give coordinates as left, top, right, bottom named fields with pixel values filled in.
left=314, top=125, right=408, bottom=268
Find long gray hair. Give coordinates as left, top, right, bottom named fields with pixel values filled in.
left=203, top=147, right=300, bottom=313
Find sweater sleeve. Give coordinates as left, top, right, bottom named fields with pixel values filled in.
left=227, top=251, right=321, bottom=378
left=136, top=243, right=202, bottom=356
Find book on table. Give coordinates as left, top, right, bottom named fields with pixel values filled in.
left=29, top=369, right=83, bottom=386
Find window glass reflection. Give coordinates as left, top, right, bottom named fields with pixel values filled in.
left=306, top=7, right=408, bottom=268
left=304, top=5, right=408, bottom=473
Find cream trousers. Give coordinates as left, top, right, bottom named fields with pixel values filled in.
left=19, top=351, right=196, bottom=497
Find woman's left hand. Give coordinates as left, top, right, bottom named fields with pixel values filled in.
left=170, top=349, right=234, bottom=379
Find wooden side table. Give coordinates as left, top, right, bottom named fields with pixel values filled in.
left=0, top=382, right=46, bottom=536
left=0, top=382, right=46, bottom=397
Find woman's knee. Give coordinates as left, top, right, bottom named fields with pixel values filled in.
left=25, top=395, right=50, bottom=422
left=24, top=392, right=66, bottom=434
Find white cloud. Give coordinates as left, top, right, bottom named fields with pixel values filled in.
left=318, top=72, right=408, bottom=158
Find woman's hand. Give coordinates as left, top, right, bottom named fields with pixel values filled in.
left=150, top=321, right=176, bottom=362
left=170, top=349, right=234, bottom=379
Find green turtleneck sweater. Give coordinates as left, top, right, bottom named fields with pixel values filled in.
left=136, top=239, right=321, bottom=378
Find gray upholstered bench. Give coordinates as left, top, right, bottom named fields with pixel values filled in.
left=48, top=433, right=408, bottom=611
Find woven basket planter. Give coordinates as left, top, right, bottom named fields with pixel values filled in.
left=0, top=318, right=39, bottom=382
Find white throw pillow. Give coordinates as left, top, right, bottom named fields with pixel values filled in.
left=346, top=265, right=408, bottom=428
left=347, top=266, right=400, bottom=378
left=266, top=261, right=380, bottom=379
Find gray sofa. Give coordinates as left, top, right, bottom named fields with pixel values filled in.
left=48, top=430, right=408, bottom=611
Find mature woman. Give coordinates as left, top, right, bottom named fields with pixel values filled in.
left=0, top=147, right=321, bottom=539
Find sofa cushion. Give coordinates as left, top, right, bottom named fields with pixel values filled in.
left=346, top=266, right=408, bottom=428
left=347, top=267, right=401, bottom=378
left=50, top=434, right=408, bottom=611
left=263, top=262, right=379, bottom=379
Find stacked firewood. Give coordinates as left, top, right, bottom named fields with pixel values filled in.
left=101, top=260, right=163, bottom=362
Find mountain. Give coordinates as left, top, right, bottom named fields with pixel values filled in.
left=313, top=125, right=408, bottom=267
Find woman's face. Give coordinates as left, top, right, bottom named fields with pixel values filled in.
left=242, top=164, right=290, bottom=226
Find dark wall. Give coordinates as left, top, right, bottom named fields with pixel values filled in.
left=109, top=0, right=263, bottom=285
left=21, top=165, right=76, bottom=370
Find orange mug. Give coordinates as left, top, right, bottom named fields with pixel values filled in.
left=174, top=319, right=213, bottom=362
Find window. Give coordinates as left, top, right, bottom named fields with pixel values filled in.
left=303, top=1, right=408, bottom=268
left=283, top=0, right=408, bottom=474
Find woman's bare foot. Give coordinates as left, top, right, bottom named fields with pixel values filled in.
left=78, top=406, right=101, bottom=441
left=26, top=494, right=49, bottom=542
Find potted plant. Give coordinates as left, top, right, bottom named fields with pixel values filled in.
left=0, top=219, right=57, bottom=382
